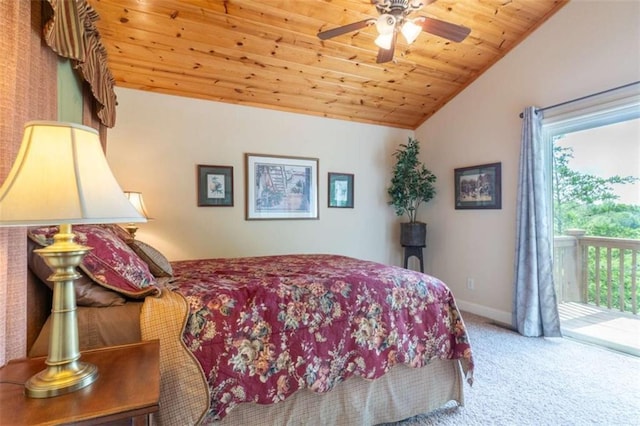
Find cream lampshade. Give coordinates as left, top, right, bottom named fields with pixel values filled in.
left=123, top=191, right=151, bottom=239
left=0, top=121, right=146, bottom=398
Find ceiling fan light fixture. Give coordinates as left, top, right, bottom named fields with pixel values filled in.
left=318, top=1, right=470, bottom=64
left=401, top=19, right=422, bottom=44
left=375, top=32, right=394, bottom=49
left=376, top=14, right=396, bottom=35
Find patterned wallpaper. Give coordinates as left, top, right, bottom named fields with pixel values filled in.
left=0, top=1, right=57, bottom=364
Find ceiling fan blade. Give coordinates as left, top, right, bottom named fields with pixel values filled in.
left=317, top=19, right=375, bottom=40
left=419, top=17, right=471, bottom=42
left=376, top=31, right=397, bottom=63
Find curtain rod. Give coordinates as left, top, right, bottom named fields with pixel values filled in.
left=518, top=81, right=640, bottom=118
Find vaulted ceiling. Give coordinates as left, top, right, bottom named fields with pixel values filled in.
left=87, top=0, right=568, bottom=129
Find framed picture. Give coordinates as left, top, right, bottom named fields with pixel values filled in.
left=245, top=153, right=319, bottom=220
left=454, top=162, right=502, bottom=209
left=197, top=165, right=233, bottom=207
left=328, top=172, right=354, bottom=208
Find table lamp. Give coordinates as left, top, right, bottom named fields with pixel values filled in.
left=0, top=121, right=146, bottom=398
left=123, top=191, right=151, bottom=239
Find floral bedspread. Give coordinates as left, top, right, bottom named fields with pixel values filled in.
left=169, top=254, right=474, bottom=422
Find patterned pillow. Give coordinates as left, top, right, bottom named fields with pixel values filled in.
left=102, top=224, right=134, bottom=244
left=28, top=225, right=159, bottom=299
left=27, top=238, right=127, bottom=307
left=128, top=240, right=173, bottom=278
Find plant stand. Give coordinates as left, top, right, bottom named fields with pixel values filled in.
left=403, top=245, right=425, bottom=272
left=400, top=222, right=426, bottom=273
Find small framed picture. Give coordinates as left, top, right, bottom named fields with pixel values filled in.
left=197, top=165, right=233, bottom=207
left=328, top=172, right=354, bottom=208
left=245, top=153, right=319, bottom=220
left=454, top=162, right=501, bottom=209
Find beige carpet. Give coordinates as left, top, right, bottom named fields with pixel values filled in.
left=390, top=312, right=640, bottom=426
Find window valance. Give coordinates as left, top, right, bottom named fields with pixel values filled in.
left=43, top=0, right=116, bottom=128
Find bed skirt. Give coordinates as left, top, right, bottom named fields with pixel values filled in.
left=215, top=358, right=464, bottom=426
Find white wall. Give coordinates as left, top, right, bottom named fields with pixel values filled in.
left=415, top=0, right=640, bottom=323
left=106, top=88, right=412, bottom=264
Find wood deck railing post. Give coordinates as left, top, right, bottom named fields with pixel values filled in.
left=563, top=229, right=587, bottom=303
left=553, top=236, right=569, bottom=302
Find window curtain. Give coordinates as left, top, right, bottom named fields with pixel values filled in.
left=513, top=106, right=562, bottom=337
left=44, top=0, right=116, bottom=128
left=1, top=1, right=57, bottom=365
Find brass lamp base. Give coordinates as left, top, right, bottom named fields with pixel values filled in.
left=25, top=360, right=98, bottom=398
left=28, top=224, right=99, bottom=398
left=124, top=223, right=138, bottom=239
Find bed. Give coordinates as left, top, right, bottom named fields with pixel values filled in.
left=27, top=224, right=474, bottom=425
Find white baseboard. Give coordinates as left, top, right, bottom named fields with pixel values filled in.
left=456, top=299, right=512, bottom=326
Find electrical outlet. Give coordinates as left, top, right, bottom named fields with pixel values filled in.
left=466, top=278, right=475, bottom=290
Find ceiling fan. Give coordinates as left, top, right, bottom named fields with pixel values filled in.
left=317, top=0, right=471, bottom=63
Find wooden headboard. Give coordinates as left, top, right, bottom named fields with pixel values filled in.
left=26, top=267, right=51, bottom=353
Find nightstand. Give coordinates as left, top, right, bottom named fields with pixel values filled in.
left=0, top=340, right=160, bottom=425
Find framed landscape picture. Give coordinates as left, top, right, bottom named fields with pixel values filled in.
left=454, top=162, right=502, bottom=209
left=328, top=172, right=354, bottom=208
left=197, top=165, right=233, bottom=207
left=245, top=153, right=319, bottom=220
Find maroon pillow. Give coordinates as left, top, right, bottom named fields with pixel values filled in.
left=28, top=225, right=159, bottom=299
left=101, top=224, right=134, bottom=244
left=27, top=238, right=126, bottom=307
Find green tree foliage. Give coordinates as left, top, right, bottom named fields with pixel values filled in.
left=552, top=143, right=639, bottom=238
left=553, top=142, right=639, bottom=312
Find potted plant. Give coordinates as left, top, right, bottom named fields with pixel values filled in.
left=387, top=137, right=437, bottom=247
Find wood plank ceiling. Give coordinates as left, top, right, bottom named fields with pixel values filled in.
left=87, top=0, right=568, bottom=129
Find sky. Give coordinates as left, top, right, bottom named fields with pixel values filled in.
left=556, top=118, right=640, bottom=205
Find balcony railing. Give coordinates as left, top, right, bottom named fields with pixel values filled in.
left=554, top=229, right=639, bottom=315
